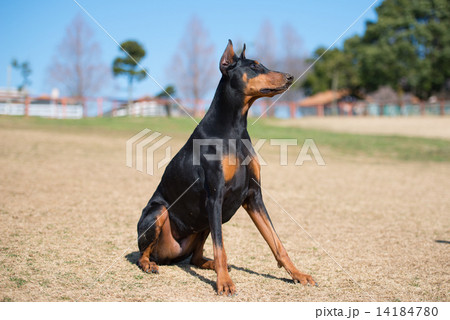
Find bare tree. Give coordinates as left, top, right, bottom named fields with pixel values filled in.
left=169, top=15, right=216, bottom=115
left=254, top=20, right=278, bottom=116
left=48, top=14, right=109, bottom=102
left=254, top=20, right=277, bottom=70
left=280, top=23, right=307, bottom=101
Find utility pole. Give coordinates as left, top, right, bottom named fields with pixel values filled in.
left=331, top=71, right=339, bottom=115
left=7, top=65, right=12, bottom=91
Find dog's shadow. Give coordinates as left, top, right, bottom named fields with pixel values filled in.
left=125, top=251, right=141, bottom=265
left=125, top=251, right=292, bottom=290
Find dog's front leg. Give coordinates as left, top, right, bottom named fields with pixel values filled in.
left=243, top=188, right=316, bottom=286
left=205, top=177, right=236, bottom=296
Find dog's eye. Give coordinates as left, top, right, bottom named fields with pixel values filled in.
left=250, top=64, right=259, bottom=71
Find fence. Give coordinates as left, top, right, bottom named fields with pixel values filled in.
left=248, top=100, right=450, bottom=118
left=0, top=95, right=448, bottom=119
left=0, top=101, right=83, bottom=119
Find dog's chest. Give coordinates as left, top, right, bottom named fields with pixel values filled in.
left=221, top=162, right=250, bottom=222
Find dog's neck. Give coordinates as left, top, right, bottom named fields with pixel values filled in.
left=200, top=76, right=249, bottom=136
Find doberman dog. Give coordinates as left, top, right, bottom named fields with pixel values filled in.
left=137, top=40, right=316, bottom=296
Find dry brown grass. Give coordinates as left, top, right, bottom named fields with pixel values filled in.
left=269, top=116, right=450, bottom=139
left=0, top=119, right=449, bottom=301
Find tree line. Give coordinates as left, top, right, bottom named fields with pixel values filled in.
left=39, top=14, right=307, bottom=106
left=303, top=0, right=450, bottom=100
left=11, top=0, right=449, bottom=106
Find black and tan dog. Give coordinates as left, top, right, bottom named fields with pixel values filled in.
left=137, top=40, right=315, bottom=295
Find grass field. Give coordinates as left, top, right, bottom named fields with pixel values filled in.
left=0, top=115, right=449, bottom=301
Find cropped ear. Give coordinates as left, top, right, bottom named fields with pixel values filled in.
left=240, top=43, right=246, bottom=60
left=219, top=39, right=237, bottom=75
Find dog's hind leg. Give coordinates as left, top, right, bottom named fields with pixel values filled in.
left=190, top=230, right=231, bottom=271
left=190, top=230, right=215, bottom=270
left=137, top=203, right=169, bottom=273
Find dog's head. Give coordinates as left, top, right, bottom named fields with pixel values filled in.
left=219, top=40, right=293, bottom=99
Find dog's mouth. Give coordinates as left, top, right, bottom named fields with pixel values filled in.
left=260, top=83, right=291, bottom=95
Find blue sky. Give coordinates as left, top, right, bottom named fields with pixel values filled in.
left=0, top=0, right=379, bottom=99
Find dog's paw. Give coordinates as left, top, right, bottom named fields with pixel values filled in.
left=191, top=258, right=231, bottom=271
left=216, top=275, right=236, bottom=296
left=191, top=257, right=215, bottom=270
left=138, top=260, right=159, bottom=274
left=292, top=271, right=316, bottom=286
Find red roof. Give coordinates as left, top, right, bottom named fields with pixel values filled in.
left=299, top=90, right=349, bottom=106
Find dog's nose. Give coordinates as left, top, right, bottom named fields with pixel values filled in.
left=285, top=74, right=294, bottom=84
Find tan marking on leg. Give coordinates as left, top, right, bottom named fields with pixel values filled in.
left=138, top=206, right=169, bottom=273
left=213, top=242, right=236, bottom=295
left=243, top=205, right=316, bottom=286
left=190, top=231, right=215, bottom=270
left=248, top=157, right=261, bottom=180
left=153, top=212, right=182, bottom=262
